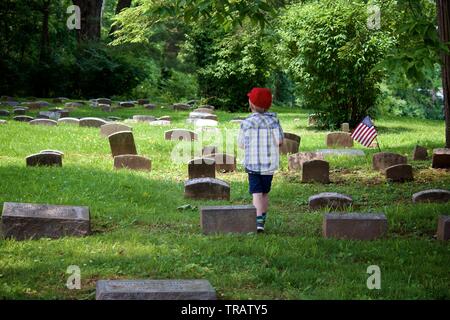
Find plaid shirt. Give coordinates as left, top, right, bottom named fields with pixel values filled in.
left=238, top=112, right=284, bottom=175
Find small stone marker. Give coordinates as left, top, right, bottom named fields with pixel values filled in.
left=65, top=102, right=84, bottom=108
left=13, top=108, right=26, bottom=115
left=149, top=120, right=171, bottom=126
left=29, top=119, right=58, bottom=126
left=25, top=101, right=50, bottom=109
left=288, top=152, right=324, bottom=171
left=201, top=205, right=257, bottom=235
left=323, top=213, right=388, bottom=240
left=193, top=108, right=214, bottom=114
left=26, top=152, right=62, bottom=167
left=412, top=145, right=428, bottom=161
left=138, top=99, right=150, bottom=105
left=100, top=123, right=132, bottom=138
left=302, top=160, right=330, bottom=184
left=372, top=152, right=407, bottom=171
left=188, top=112, right=218, bottom=121
left=13, top=116, right=34, bottom=122
left=0, top=110, right=11, bottom=116
left=412, top=189, right=450, bottom=203
left=97, top=98, right=112, bottom=105
left=309, top=193, right=353, bottom=210
left=108, top=131, right=137, bottom=157
left=184, top=178, right=230, bottom=200
left=1, top=202, right=90, bottom=240
left=158, top=116, right=171, bottom=121
left=280, top=133, right=301, bottom=155
left=58, top=117, right=80, bottom=125
left=316, top=149, right=365, bottom=157
left=172, top=103, right=191, bottom=110
left=133, top=115, right=156, bottom=122
left=120, top=102, right=135, bottom=108
left=40, top=150, right=64, bottom=158
left=437, top=216, right=450, bottom=241
left=432, top=148, right=450, bottom=168
left=96, top=280, right=216, bottom=300
left=385, top=164, right=413, bottom=182
left=341, top=123, right=350, bottom=133
left=100, top=104, right=112, bottom=112
left=79, top=117, right=108, bottom=128
left=188, top=157, right=216, bottom=179
left=165, top=129, right=198, bottom=141
left=199, top=105, right=215, bottom=110
left=192, top=119, right=218, bottom=127
left=204, top=153, right=236, bottom=173
left=326, top=132, right=353, bottom=148
left=308, top=114, right=318, bottom=126
left=144, top=104, right=156, bottom=110
left=114, top=155, right=151, bottom=171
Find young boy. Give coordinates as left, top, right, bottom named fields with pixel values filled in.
left=238, top=88, right=284, bottom=232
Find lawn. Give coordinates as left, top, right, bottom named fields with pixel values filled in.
left=0, top=102, right=449, bottom=300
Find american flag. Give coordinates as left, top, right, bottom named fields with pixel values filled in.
left=351, top=116, right=378, bottom=147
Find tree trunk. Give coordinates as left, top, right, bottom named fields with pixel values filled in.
left=72, top=0, right=103, bottom=42
left=437, top=0, right=450, bottom=148
left=110, top=0, right=132, bottom=36
left=39, top=0, right=50, bottom=63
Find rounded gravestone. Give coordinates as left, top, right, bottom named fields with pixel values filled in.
left=172, top=103, right=191, bottom=111
left=58, top=117, right=80, bottom=125
left=108, top=131, right=137, bottom=157
left=100, top=123, right=132, bottom=138
left=79, top=117, right=108, bottom=128
left=164, top=129, right=198, bottom=141
left=184, top=178, right=230, bottom=200
left=432, top=148, right=450, bottom=169
left=372, top=152, right=407, bottom=171
left=412, top=189, right=450, bottom=203
left=120, top=101, right=135, bottom=108
left=289, top=152, right=324, bottom=171
left=26, top=153, right=62, bottom=167
left=0, top=110, right=10, bottom=116
left=412, top=145, right=428, bottom=161
left=385, top=164, right=414, bottom=182
left=13, top=116, right=34, bottom=122
left=203, top=153, right=236, bottom=173
left=114, top=155, right=151, bottom=171
left=188, top=157, right=216, bottom=179
left=133, top=115, right=156, bottom=123
left=302, top=160, right=330, bottom=184
left=280, top=133, right=301, bottom=155
left=326, top=132, right=353, bottom=148
left=29, top=119, right=58, bottom=126
left=309, top=193, right=353, bottom=210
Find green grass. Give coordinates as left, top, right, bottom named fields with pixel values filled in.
left=0, top=102, right=449, bottom=300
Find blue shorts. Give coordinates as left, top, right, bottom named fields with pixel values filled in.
left=248, top=171, right=273, bottom=194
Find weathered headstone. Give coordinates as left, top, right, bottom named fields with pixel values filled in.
left=40, top=150, right=64, bottom=158
left=323, top=213, right=388, bottom=240
left=29, top=119, right=58, bottom=126
left=326, top=132, right=354, bottom=148
left=188, top=112, right=218, bottom=121
left=100, top=104, right=112, bottom=112
left=144, top=104, right=156, bottom=110
left=412, top=145, right=428, bottom=161
left=201, top=205, right=257, bottom=235
left=108, top=131, right=137, bottom=157
left=184, top=178, right=230, bottom=200
left=25, top=101, right=50, bottom=109
left=0, top=110, right=10, bottom=116
left=12, top=108, right=26, bottom=115
left=26, top=152, right=62, bottom=167
left=1, top=202, right=90, bottom=240
left=202, top=146, right=218, bottom=156
left=120, top=101, right=135, bottom=108
left=432, top=148, right=450, bottom=169
left=372, top=152, right=407, bottom=171
left=13, top=116, right=34, bottom=122
left=97, top=98, right=112, bottom=105
left=203, top=153, right=236, bottom=173
left=193, top=108, right=214, bottom=114
left=412, top=189, right=450, bottom=203
left=138, top=99, right=150, bottom=105
left=289, top=152, right=325, bottom=171
left=164, top=129, right=198, bottom=141
left=149, top=120, right=171, bottom=126
left=114, top=155, right=151, bottom=171
left=437, top=216, right=450, bottom=241
left=96, top=280, right=216, bottom=300
left=341, top=123, right=350, bottom=133
left=316, top=149, right=365, bottom=157
left=172, top=103, right=191, bottom=111
left=280, top=133, right=300, bottom=155
left=199, top=105, right=215, bottom=110
left=309, top=193, right=353, bottom=210
left=133, top=115, right=156, bottom=123
left=188, top=157, right=216, bottom=179
left=107, top=116, right=122, bottom=122
left=385, top=164, right=413, bottom=182
left=58, top=117, right=80, bottom=125
left=100, top=123, right=132, bottom=138
left=302, top=160, right=330, bottom=184
left=79, top=117, right=108, bottom=128
left=308, top=114, right=318, bottom=126
left=65, top=102, right=84, bottom=108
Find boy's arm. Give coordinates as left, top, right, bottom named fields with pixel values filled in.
left=238, top=124, right=245, bottom=149
left=277, top=120, right=285, bottom=146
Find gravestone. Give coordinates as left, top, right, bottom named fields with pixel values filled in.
left=165, top=129, right=198, bottom=141
left=58, top=117, right=80, bottom=125
left=1, top=202, right=90, bottom=240
left=65, top=102, right=84, bottom=108
left=97, top=98, right=112, bottom=105
left=308, top=114, right=318, bottom=126
left=203, top=153, right=236, bottom=173
left=280, top=133, right=301, bottom=155
left=100, top=104, right=112, bottom=112
left=188, top=157, right=216, bottom=179
left=52, top=97, right=67, bottom=103
left=3, top=101, right=19, bottom=107
left=302, top=160, right=330, bottom=184
left=29, top=119, right=58, bottom=126
left=372, top=152, right=407, bottom=171
left=108, top=131, right=137, bottom=157
left=437, top=216, right=450, bottom=241
left=326, top=132, right=353, bottom=148
left=26, top=152, right=62, bottom=167
left=133, top=115, right=156, bottom=123
left=184, top=178, right=230, bottom=200
left=188, top=112, right=218, bottom=121
left=412, top=145, right=428, bottom=161
left=0, top=110, right=10, bottom=116
left=412, top=189, right=450, bottom=203
left=25, top=101, right=50, bottom=109
left=323, top=213, right=388, bottom=240
left=341, top=123, right=350, bottom=133
left=144, top=104, right=156, bottom=110
left=202, top=146, right=218, bottom=156
left=149, top=120, right=171, bottom=126
left=96, top=280, right=216, bottom=300
left=317, top=149, right=365, bottom=157
left=114, top=155, right=151, bottom=171
left=138, top=99, right=150, bottom=105
left=13, top=116, right=34, bottom=122
left=432, top=148, right=450, bottom=168
left=199, top=105, right=215, bottom=110
left=100, top=123, right=132, bottom=138
left=40, top=150, right=64, bottom=158
left=192, top=119, right=218, bottom=127
left=172, top=103, right=191, bottom=110
left=158, top=116, right=171, bottom=121
left=289, top=153, right=325, bottom=171
left=107, top=116, right=122, bottom=122
left=13, top=108, right=26, bottom=115
left=309, top=193, right=353, bottom=210
left=385, top=164, right=414, bottom=182
left=120, top=101, right=135, bottom=108
left=79, top=117, right=108, bottom=128
left=201, top=205, right=257, bottom=235
left=193, top=108, right=214, bottom=114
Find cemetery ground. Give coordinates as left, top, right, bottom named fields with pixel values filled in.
left=0, top=103, right=449, bottom=300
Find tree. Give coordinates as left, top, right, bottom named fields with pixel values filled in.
left=110, top=0, right=132, bottom=36
left=72, top=0, right=104, bottom=42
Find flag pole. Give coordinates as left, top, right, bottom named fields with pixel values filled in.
left=375, top=136, right=382, bottom=152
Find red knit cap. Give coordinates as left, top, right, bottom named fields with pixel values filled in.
left=247, top=88, right=272, bottom=110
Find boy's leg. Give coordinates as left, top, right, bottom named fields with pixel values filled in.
left=261, top=193, right=269, bottom=214
left=252, top=193, right=265, bottom=216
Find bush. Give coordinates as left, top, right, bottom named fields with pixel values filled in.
left=276, top=0, right=393, bottom=128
